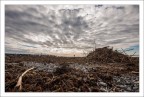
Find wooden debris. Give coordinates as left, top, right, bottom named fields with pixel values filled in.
left=131, top=71, right=139, bottom=74
left=87, top=47, right=138, bottom=64
left=15, top=67, right=34, bottom=91
left=5, top=46, right=139, bottom=92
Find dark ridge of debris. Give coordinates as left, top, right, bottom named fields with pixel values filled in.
left=54, top=63, right=72, bottom=75
left=87, top=46, right=139, bottom=64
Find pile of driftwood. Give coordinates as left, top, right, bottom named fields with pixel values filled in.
left=5, top=61, right=139, bottom=92
left=87, top=46, right=138, bottom=64
left=5, top=64, right=101, bottom=92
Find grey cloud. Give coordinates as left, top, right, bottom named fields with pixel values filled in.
left=5, top=45, right=30, bottom=54
left=21, top=45, right=37, bottom=48
left=5, top=5, right=139, bottom=56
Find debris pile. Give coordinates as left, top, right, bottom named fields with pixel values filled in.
left=87, top=47, right=138, bottom=64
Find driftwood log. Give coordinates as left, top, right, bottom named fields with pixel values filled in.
left=15, top=67, right=35, bottom=91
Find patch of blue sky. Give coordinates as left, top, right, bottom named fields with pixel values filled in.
left=125, top=44, right=139, bottom=56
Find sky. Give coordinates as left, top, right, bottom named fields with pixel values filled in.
left=5, top=5, right=139, bottom=57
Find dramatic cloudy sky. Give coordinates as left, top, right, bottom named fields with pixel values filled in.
left=5, top=5, right=139, bottom=57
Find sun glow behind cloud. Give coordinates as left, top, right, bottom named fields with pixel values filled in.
left=5, top=5, right=139, bottom=57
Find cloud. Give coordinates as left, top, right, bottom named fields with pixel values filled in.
left=5, top=5, right=139, bottom=56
